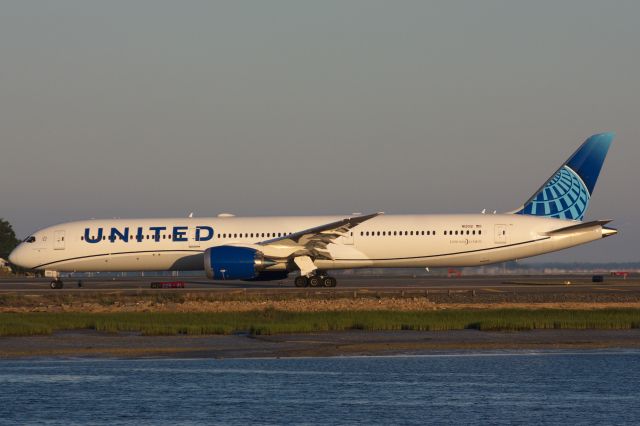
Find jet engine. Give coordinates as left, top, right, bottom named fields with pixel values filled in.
left=204, top=246, right=276, bottom=280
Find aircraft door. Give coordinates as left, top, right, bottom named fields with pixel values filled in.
left=494, top=224, right=507, bottom=244
left=53, top=230, right=66, bottom=250
left=188, top=227, right=200, bottom=248
left=341, top=231, right=354, bottom=245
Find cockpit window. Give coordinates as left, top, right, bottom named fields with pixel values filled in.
left=24, top=236, right=36, bottom=243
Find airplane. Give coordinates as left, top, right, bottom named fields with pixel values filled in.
left=9, top=132, right=617, bottom=289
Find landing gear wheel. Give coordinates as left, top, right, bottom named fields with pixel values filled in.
left=294, top=276, right=309, bottom=288
left=322, top=277, right=337, bottom=288
left=308, top=276, right=321, bottom=287
left=50, top=280, right=63, bottom=289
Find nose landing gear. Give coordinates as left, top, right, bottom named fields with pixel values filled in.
left=49, top=279, right=64, bottom=289
left=47, top=271, right=64, bottom=289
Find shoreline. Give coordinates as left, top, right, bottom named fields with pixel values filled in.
left=1, top=288, right=639, bottom=359
left=2, top=329, right=640, bottom=359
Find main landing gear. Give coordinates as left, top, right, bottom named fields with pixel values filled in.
left=294, top=273, right=337, bottom=288
left=50, top=279, right=64, bottom=289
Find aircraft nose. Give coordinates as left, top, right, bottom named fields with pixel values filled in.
left=8, top=246, right=24, bottom=267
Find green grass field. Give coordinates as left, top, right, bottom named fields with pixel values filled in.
left=1, top=308, right=640, bottom=337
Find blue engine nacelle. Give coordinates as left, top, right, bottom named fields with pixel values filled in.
left=204, top=246, right=276, bottom=280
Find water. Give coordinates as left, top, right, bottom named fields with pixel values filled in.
left=1, top=350, right=639, bottom=425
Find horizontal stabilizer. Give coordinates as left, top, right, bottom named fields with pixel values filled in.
left=544, top=220, right=612, bottom=236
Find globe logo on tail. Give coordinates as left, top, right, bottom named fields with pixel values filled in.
left=518, top=165, right=590, bottom=221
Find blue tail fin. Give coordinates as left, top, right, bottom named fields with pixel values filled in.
left=512, top=132, right=614, bottom=221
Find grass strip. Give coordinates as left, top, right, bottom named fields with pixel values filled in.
left=1, top=308, right=640, bottom=337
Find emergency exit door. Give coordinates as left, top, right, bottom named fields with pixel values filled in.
left=494, top=224, right=507, bottom=244
left=341, top=231, right=354, bottom=245
left=188, top=227, right=200, bottom=248
left=54, top=230, right=66, bottom=250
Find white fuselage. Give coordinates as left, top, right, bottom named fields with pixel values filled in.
left=9, top=214, right=608, bottom=273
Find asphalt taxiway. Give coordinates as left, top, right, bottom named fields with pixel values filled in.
left=0, top=275, right=638, bottom=299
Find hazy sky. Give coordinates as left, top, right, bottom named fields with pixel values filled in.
left=1, top=1, right=638, bottom=262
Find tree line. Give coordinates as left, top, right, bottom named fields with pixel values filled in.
left=0, top=218, right=19, bottom=260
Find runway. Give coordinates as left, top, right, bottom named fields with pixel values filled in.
left=1, top=274, right=638, bottom=298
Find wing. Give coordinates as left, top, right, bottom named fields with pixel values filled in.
left=258, top=212, right=382, bottom=260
